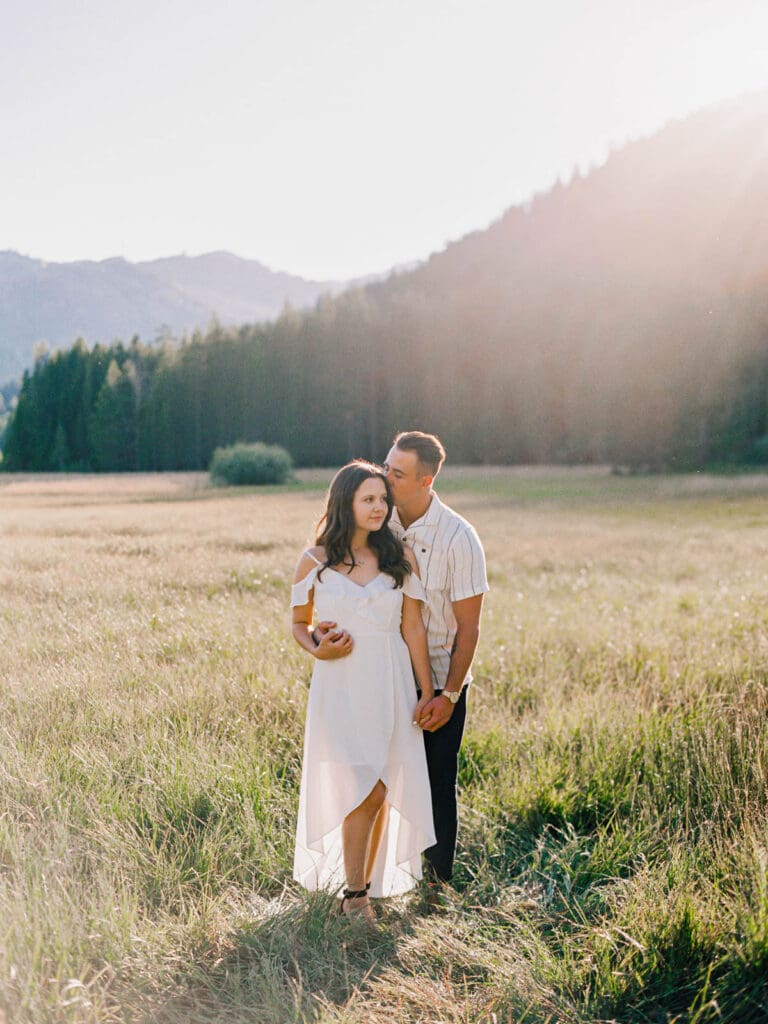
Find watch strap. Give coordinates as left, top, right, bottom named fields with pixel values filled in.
left=440, top=688, right=461, bottom=705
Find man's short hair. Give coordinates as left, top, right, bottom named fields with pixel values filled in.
left=393, top=431, right=446, bottom=477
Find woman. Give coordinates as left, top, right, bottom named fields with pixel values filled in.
left=290, top=461, right=436, bottom=921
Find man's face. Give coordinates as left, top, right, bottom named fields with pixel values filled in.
left=384, top=446, right=430, bottom=507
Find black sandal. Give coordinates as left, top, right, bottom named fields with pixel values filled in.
left=340, top=886, right=367, bottom=911
left=340, top=883, right=374, bottom=920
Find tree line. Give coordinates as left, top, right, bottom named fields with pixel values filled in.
left=2, top=285, right=768, bottom=473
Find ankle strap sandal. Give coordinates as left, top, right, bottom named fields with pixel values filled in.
left=341, top=887, right=368, bottom=907
left=340, top=881, right=372, bottom=914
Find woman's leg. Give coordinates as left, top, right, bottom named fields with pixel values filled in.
left=341, top=780, right=387, bottom=918
left=365, top=801, right=389, bottom=888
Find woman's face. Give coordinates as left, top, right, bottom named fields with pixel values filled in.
left=351, top=476, right=389, bottom=533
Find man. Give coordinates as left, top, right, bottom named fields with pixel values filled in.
left=314, top=431, right=488, bottom=885
left=383, top=431, right=488, bottom=885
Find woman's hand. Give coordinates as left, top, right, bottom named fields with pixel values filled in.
left=415, top=693, right=455, bottom=732
left=412, top=691, right=435, bottom=728
left=314, top=627, right=354, bottom=660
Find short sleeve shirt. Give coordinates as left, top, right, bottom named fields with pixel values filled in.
left=390, top=494, right=489, bottom=690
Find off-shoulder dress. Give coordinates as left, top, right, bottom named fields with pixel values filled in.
left=290, top=553, right=436, bottom=897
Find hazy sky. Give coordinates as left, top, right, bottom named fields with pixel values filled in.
left=3, top=0, right=768, bottom=279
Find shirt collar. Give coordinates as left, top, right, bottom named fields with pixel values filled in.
left=391, top=493, right=444, bottom=533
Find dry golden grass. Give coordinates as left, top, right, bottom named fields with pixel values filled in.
left=1, top=467, right=768, bottom=1023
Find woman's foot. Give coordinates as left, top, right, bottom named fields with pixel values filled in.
left=340, top=886, right=376, bottom=923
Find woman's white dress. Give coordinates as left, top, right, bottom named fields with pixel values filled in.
left=291, top=555, right=436, bottom=897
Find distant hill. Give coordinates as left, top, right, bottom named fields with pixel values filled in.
left=137, top=252, right=354, bottom=325
left=0, top=250, right=366, bottom=383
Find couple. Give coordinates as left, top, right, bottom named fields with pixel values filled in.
left=290, top=431, right=488, bottom=921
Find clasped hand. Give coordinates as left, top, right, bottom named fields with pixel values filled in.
left=413, top=693, right=453, bottom=732
left=313, top=620, right=354, bottom=660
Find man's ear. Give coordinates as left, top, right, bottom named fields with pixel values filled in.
left=420, top=474, right=434, bottom=490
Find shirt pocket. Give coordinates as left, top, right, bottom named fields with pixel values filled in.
left=421, top=549, right=449, bottom=593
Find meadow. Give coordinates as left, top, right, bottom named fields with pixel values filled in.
left=1, top=467, right=767, bottom=1023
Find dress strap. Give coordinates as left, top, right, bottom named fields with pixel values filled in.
left=290, top=550, right=324, bottom=606
left=291, top=564, right=319, bottom=607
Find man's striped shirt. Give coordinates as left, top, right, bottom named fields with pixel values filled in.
left=390, top=494, right=489, bottom=690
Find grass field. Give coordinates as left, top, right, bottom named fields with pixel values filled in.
left=1, top=467, right=768, bottom=1023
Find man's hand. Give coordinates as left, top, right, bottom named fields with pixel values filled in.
left=313, top=621, right=354, bottom=660
left=416, top=693, right=455, bottom=732
left=412, top=692, right=434, bottom=728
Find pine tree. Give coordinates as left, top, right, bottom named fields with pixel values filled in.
left=91, top=360, right=138, bottom=471
left=50, top=423, right=70, bottom=471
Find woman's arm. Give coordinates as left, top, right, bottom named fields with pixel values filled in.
left=400, top=548, right=434, bottom=724
left=291, top=551, right=353, bottom=660
left=291, top=552, right=320, bottom=655
left=401, top=593, right=434, bottom=698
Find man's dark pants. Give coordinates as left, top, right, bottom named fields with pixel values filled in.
left=422, top=687, right=467, bottom=883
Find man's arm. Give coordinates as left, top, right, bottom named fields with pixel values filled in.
left=418, top=593, right=483, bottom=733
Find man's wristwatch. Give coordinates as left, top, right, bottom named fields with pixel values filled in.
left=439, top=688, right=462, bottom=705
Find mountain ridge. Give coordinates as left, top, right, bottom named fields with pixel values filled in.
left=0, top=249, right=377, bottom=383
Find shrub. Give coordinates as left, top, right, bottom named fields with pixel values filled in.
left=209, top=443, right=293, bottom=486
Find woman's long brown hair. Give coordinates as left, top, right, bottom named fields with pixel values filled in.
left=315, top=460, right=411, bottom=588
